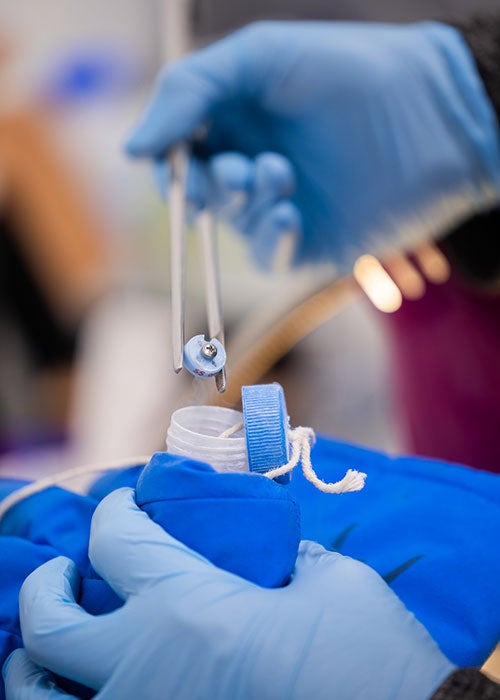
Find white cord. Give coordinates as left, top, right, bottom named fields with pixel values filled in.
left=0, top=456, right=150, bottom=522
left=218, top=422, right=245, bottom=439
left=220, top=423, right=367, bottom=493
left=265, top=427, right=366, bottom=493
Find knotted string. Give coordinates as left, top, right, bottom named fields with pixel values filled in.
left=220, top=423, right=367, bottom=494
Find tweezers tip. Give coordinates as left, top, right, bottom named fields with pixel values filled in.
left=215, top=369, right=226, bottom=393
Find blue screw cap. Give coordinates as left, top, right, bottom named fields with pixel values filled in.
left=242, top=383, right=290, bottom=483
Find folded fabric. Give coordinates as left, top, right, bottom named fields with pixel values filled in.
left=136, top=453, right=301, bottom=587
left=0, top=536, right=57, bottom=691
left=0, top=486, right=101, bottom=700
left=0, top=486, right=97, bottom=575
left=87, top=465, right=144, bottom=502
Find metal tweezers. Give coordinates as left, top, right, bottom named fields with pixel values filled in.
left=169, top=145, right=226, bottom=393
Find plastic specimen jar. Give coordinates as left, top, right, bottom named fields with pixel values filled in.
left=166, top=405, right=248, bottom=473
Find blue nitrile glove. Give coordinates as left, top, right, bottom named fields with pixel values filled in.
left=0, top=537, right=58, bottom=696
left=126, top=21, right=500, bottom=271
left=3, top=488, right=454, bottom=700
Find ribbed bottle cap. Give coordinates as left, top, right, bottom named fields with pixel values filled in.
left=242, top=383, right=290, bottom=481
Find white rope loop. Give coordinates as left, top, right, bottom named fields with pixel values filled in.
left=264, top=426, right=367, bottom=494
left=0, top=456, right=150, bottom=522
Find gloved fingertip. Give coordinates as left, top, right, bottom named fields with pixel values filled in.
left=3, top=648, right=79, bottom=698
left=124, top=123, right=152, bottom=157
left=254, top=153, right=295, bottom=199
left=2, top=650, right=33, bottom=695
left=91, top=487, right=138, bottom=529
left=271, top=200, right=301, bottom=230
left=20, top=557, right=80, bottom=611
left=60, top=557, right=81, bottom=600
left=292, top=541, right=343, bottom=580
left=2, top=648, right=18, bottom=680
left=207, top=153, right=253, bottom=218
left=251, top=200, right=302, bottom=272
left=209, top=152, right=254, bottom=192
left=2, top=649, right=41, bottom=686
left=89, top=487, right=151, bottom=568
left=297, top=540, right=331, bottom=557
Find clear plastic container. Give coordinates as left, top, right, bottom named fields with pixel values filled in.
left=166, top=406, right=249, bottom=473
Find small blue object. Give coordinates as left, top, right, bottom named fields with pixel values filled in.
left=242, top=383, right=290, bottom=482
left=183, top=335, right=226, bottom=378
left=45, top=47, right=138, bottom=104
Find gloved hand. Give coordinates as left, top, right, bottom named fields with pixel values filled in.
left=3, top=487, right=454, bottom=700
left=126, top=21, right=500, bottom=271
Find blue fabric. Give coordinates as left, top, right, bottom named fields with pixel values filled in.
left=0, top=488, right=97, bottom=575
left=136, top=453, right=301, bottom=587
left=1, top=437, right=499, bottom=700
left=0, top=489, right=100, bottom=700
left=288, top=438, right=500, bottom=667
left=0, top=537, right=57, bottom=692
left=87, top=465, right=144, bottom=502
left=0, top=480, right=29, bottom=500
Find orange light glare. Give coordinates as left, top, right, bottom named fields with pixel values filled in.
left=384, top=254, right=426, bottom=300
left=414, top=243, right=451, bottom=285
left=353, top=255, right=403, bottom=313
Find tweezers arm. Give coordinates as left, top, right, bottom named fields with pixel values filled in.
left=169, top=146, right=188, bottom=373
left=197, top=209, right=224, bottom=342
left=197, top=209, right=226, bottom=393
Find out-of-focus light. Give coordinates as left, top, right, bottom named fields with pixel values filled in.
left=384, top=253, right=426, bottom=300
left=414, top=243, right=451, bottom=285
left=353, top=255, right=403, bottom=313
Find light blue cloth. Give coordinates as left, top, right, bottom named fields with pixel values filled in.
left=126, top=20, right=500, bottom=270
left=3, top=488, right=454, bottom=700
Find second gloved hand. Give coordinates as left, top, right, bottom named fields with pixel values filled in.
left=4, top=487, right=454, bottom=700
left=126, top=21, right=500, bottom=270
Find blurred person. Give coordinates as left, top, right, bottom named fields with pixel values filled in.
left=4, top=15, right=500, bottom=700
left=127, top=15, right=500, bottom=474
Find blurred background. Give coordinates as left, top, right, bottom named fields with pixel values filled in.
left=0, top=0, right=499, bottom=482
